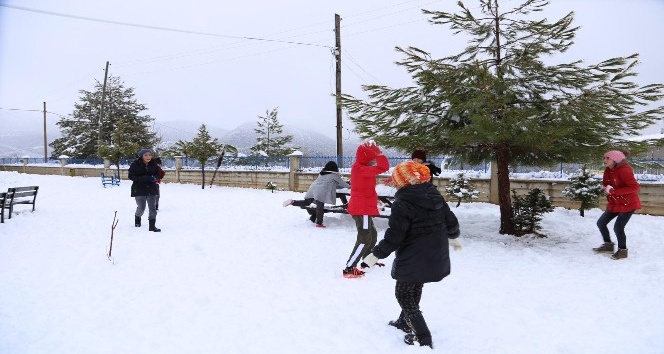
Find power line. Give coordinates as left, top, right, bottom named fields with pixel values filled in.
left=0, top=4, right=330, bottom=49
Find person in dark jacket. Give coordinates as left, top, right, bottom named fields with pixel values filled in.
left=411, top=149, right=441, bottom=183
left=343, top=140, right=390, bottom=278
left=362, top=161, right=461, bottom=349
left=128, top=149, right=162, bottom=232
left=283, top=161, right=349, bottom=227
left=593, top=150, right=642, bottom=260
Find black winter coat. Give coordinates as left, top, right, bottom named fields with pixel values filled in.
left=128, top=159, right=161, bottom=197
left=372, top=183, right=460, bottom=284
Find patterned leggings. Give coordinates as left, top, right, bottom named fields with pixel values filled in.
left=395, top=281, right=424, bottom=314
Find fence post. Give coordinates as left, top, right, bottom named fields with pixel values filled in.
left=175, top=156, right=182, bottom=183
left=21, top=156, right=29, bottom=173
left=58, top=155, right=69, bottom=176
left=288, top=151, right=303, bottom=191
left=489, top=161, right=499, bottom=204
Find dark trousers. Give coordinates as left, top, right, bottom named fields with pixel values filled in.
left=291, top=198, right=324, bottom=225
left=345, top=215, right=377, bottom=268
left=597, top=210, right=634, bottom=249
left=395, top=281, right=424, bottom=314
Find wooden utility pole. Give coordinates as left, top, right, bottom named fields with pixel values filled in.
left=98, top=61, right=110, bottom=157
left=42, top=102, right=47, bottom=162
left=334, top=14, right=343, bottom=168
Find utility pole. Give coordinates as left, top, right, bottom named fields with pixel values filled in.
left=98, top=61, right=110, bottom=157
left=334, top=14, right=343, bottom=168
left=42, top=102, right=47, bottom=162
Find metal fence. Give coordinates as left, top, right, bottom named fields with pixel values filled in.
left=2, top=156, right=662, bottom=176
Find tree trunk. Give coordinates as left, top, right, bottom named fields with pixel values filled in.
left=201, top=166, right=205, bottom=189
left=496, top=146, right=514, bottom=235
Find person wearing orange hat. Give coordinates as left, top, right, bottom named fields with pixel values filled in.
left=361, top=161, right=461, bottom=348
left=593, top=150, right=641, bottom=260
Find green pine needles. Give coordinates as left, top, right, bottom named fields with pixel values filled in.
left=511, top=188, right=554, bottom=236
left=445, top=173, right=480, bottom=207
left=562, top=167, right=604, bottom=217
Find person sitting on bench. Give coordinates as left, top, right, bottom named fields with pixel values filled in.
left=282, top=161, right=349, bottom=228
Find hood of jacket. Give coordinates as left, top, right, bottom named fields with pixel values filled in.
left=394, top=183, right=444, bottom=211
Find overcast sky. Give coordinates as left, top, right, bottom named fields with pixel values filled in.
left=1, top=0, right=663, bottom=141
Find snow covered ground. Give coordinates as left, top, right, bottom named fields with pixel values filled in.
left=1, top=171, right=663, bottom=354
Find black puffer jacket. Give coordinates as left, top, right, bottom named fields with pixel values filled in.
left=373, top=183, right=459, bottom=283
left=128, top=159, right=161, bottom=197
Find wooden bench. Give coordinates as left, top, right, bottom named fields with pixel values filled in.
left=5, top=186, right=39, bottom=220
left=299, top=192, right=392, bottom=219
left=101, top=172, right=120, bottom=187
left=0, top=191, right=11, bottom=223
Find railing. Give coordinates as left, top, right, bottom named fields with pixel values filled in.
left=2, top=156, right=663, bottom=177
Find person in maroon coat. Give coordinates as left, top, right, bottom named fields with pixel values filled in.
left=343, top=140, right=390, bottom=278
left=593, top=150, right=642, bottom=260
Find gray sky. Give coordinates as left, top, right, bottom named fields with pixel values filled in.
left=1, top=0, right=663, bottom=141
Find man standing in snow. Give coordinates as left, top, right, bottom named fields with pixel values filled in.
left=362, top=161, right=461, bottom=348
left=128, top=149, right=162, bottom=232
left=342, top=140, right=390, bottom=278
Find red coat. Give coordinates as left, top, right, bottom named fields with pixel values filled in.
left=347, top=144, right=390, bottom=216
left=602, top=163, right=641, bottom=213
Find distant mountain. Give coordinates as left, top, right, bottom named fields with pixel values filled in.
left=0, top=118, right=403, bottom=158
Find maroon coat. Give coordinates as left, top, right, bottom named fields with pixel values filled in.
left=602, top=162, right=641, bottom=213
left=347, top=143, right=390, bottom=216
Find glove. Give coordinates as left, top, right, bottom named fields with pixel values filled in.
left=604, top=185, right=614, bottom=194
left=449, top=238, right=462, bottom=251
left=147, top=176, right=157, bottom=183
left=363, top=253, right=379, bottom=268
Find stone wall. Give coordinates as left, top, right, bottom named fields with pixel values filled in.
left=2, top=156, right=663, bottom=216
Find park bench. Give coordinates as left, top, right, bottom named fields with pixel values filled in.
left=0, top=191, right=11, bottom=223
left=101, top=172, right=120, bottom=187
left=4, top=186, right=39, bottom=220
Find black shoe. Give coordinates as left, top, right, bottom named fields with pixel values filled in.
left=148, top=219, right=161, bottom=232
left=389, top=318, right=412, bottom=334
left=135, top=216, right=141, bottom=227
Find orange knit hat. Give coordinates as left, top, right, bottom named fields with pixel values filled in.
left=391, top=161, right=431, bottom=189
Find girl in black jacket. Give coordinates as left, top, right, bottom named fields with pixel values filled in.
left=363, top=161, right=461, bottom=348
left=128, top=149, right=162, bottom=232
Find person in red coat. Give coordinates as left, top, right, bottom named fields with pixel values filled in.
left=343, top=140, right=390, bottom=278
left=593, top=150, right=642, bottom=260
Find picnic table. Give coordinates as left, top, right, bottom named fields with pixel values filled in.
left=299, top=186, right=397, bottom=219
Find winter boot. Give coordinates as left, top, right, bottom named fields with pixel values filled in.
left=592, top=242, right=615, bottom=253
left=148, top=219, right=161, bottom=232
left=342, top=267, right=365, bottom=278
left=404, top=311, right=433, bottom=349
left=388, top=312, right=412, bottom=334
left=611, top=248, right=628, bottom=260
left=135, top=216, right=141, bottom=227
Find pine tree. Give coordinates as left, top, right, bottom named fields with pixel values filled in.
left=188, top=124, right=224, bottom=189
left=250, top=108, right=297, bottom=158
left=50, top=76, right=155, bottom=158
left=98, top=118, right=151, bottom=176
left=562, top=167, right=603, bottom=217
left=445, top=173, right=480, bottom=207
left=341, top=0, right=664, bottom=235
left=511, top=188, right=554, bottom=236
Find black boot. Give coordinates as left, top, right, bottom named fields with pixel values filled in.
left=135, top=216, right=141, bottom=227
left=148, top=219, right=161, bottom=232
left=404, top=311, right=433, bottom=349
left=388, top=311, right=412, bottom=333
